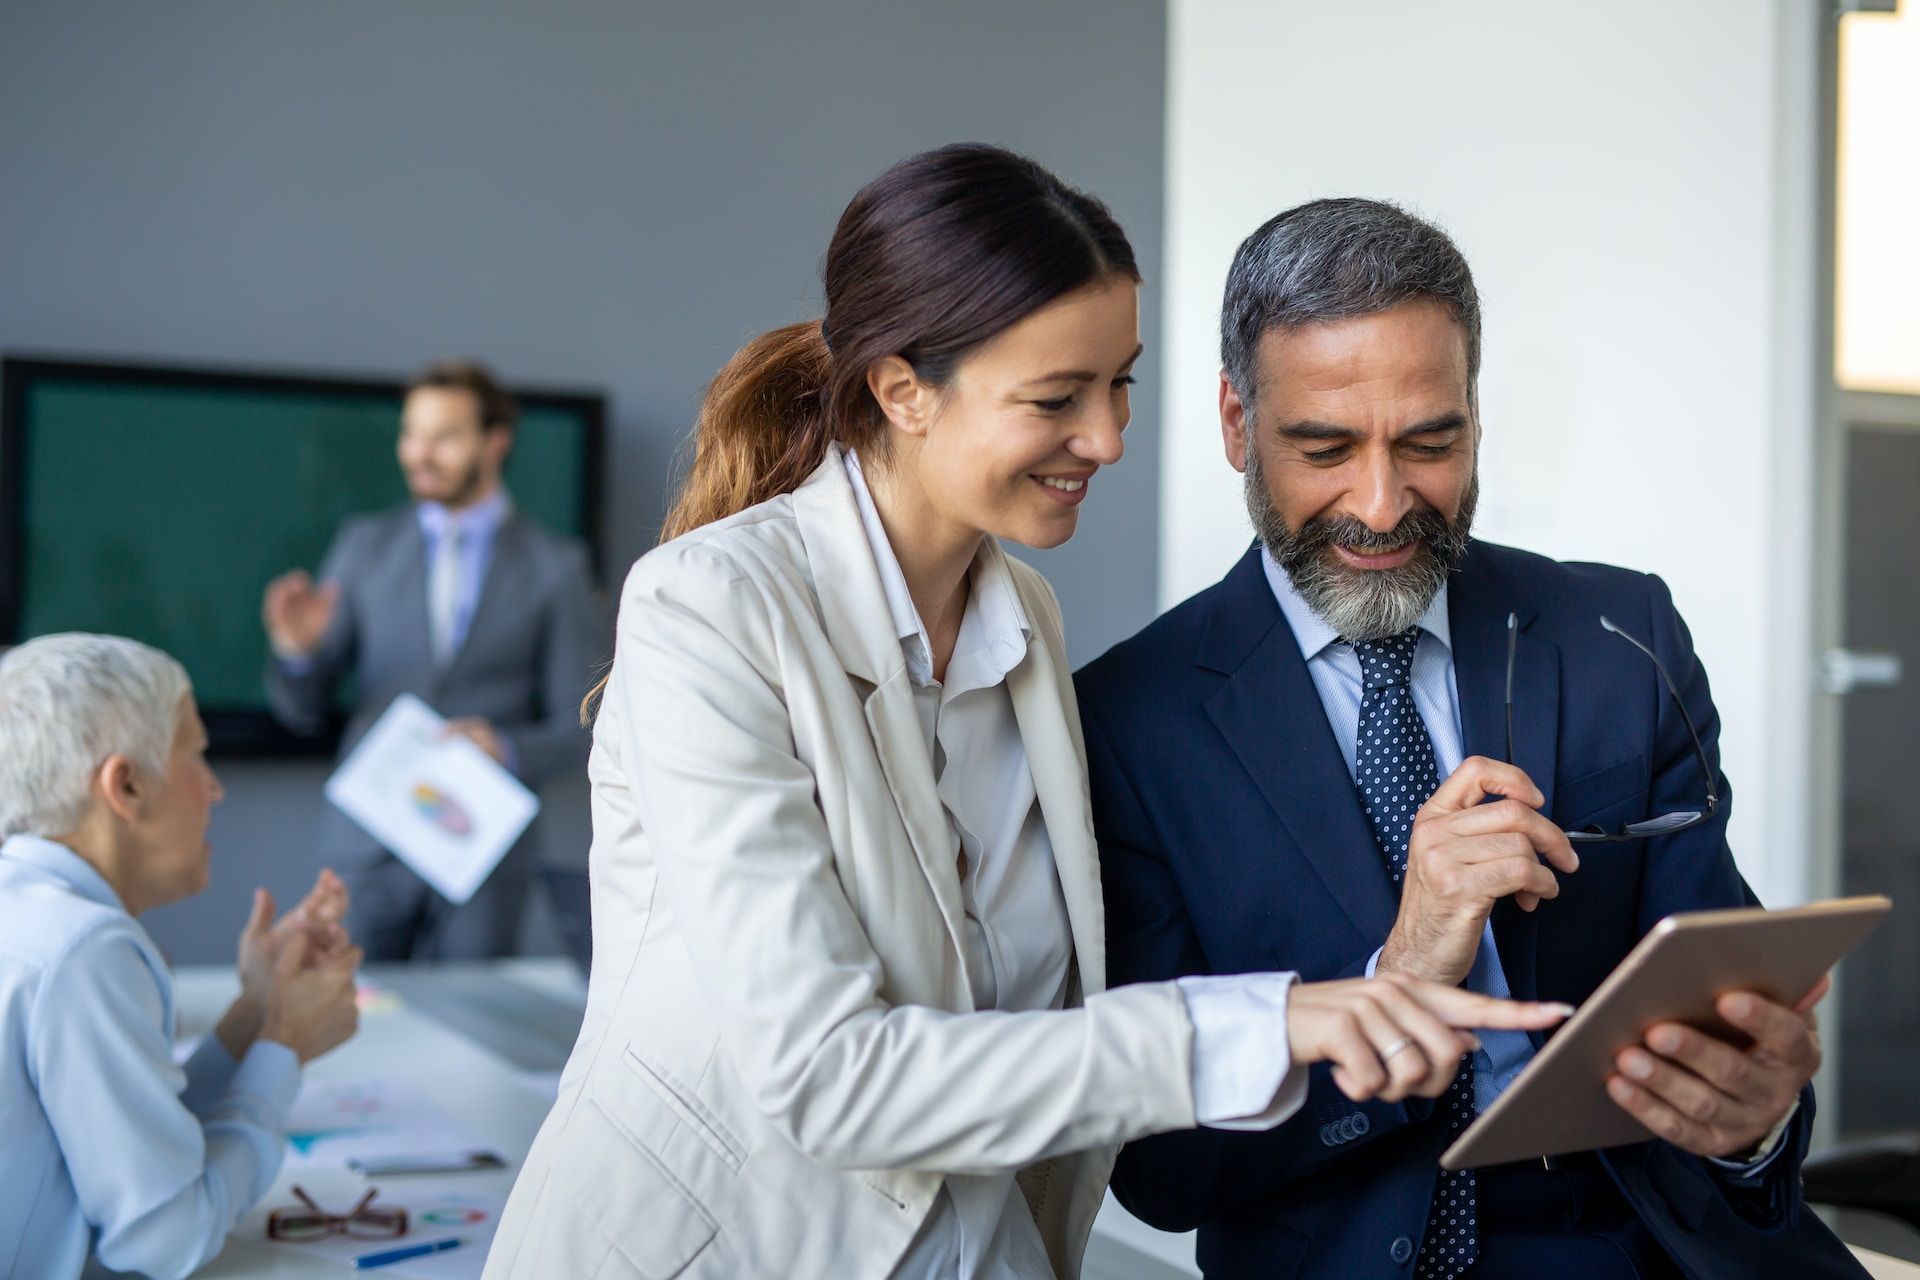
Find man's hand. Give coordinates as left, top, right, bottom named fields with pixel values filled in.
left=443, top=717, right=509, bottom=766
left=262, top=570, right=339, bottom=659
left=1376, top=757, right=1579, bottom=986
left=1606, top=975, right=1828, bottom=1160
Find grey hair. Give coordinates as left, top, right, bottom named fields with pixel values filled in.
left=0, top=633, right=192, bottom=839
left=1221, top=197, right=1481, bottom=416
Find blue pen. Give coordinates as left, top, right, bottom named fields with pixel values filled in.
left=351, top=1236, right=463, bottom=1270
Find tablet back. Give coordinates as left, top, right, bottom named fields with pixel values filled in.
left=1440, top=895, right=1890, bottom=1171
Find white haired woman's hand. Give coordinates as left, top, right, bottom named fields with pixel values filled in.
left=226, top=869, right=355, bottom=1056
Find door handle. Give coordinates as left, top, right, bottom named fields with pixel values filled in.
left=1821, top=649, right=1904, bottom=695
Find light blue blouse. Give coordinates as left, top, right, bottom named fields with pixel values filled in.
left=0, top=834, right=299, bottom=1280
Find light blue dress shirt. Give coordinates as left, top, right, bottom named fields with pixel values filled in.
left=0, top=835, right=300, bottom=1280
left=1262, top=549, right=1787, bottom=1175
left=415, top=487, right=512, bottom=657
left=1260, top=549, right=1530, bottom=1111
left=280, top=489, right=518, bottom=769
left=277, top=489, right=510, bottom=668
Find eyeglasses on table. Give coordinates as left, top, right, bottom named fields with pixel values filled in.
left=266, top=1185, right=409, bottom=1242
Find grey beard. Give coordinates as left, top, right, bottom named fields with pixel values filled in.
left=1244, top=446, right=1477, bottom=643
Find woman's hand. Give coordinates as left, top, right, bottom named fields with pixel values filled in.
left=1289, top=972, right=1573, bottom=1103
left=236, top=870, right=353, bottom=1007
left=259, top=927, right=364, bottom=1065
left=222, top=869, right=355, bottom=1058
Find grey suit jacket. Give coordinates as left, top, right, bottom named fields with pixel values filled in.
left=266, top=503, right=602, bottom=865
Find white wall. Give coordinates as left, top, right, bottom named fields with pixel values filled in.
left=1158, top=0, right=1824, bottom=907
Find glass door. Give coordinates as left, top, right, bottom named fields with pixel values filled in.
left=1830, top=0, right=1920, bottom=1141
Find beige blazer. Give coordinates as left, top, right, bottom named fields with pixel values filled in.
left=484, top=448, right=1198, bottom=1280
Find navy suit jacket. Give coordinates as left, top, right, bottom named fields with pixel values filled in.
left=1076, top=541, right=1864, bottom=1280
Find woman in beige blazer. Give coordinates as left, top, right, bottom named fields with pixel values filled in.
left=485, top=145, right=1565, bottom=1280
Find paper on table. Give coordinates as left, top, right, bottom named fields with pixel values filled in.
left=272, top=1082, right=502, bottom=1275
left=323, top=694, right=537, bottom=905
left=283, top=1079, right=491, bottom=1172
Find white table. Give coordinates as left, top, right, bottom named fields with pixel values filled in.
left=168, top=959, right=1196, bottom=1279
left=169, top=961, right=1913, bottom=1280
left=173, top=962, right=571, bottom=1279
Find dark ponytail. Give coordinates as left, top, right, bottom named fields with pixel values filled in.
left=586, top=144, right=1137, bottom=721
left=663, top=142, right=1137, bottom=538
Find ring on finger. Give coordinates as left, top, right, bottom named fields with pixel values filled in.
left=1380, top=1036, right=1418, bottom=1063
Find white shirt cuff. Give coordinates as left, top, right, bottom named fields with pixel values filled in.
left=1178, top=972, right=1310, bottom=1131
left=1707, top=1098, right=1798, bottom=1179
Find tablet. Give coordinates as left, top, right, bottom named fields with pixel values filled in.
left=1440, top=894, right=1891, bottom=1171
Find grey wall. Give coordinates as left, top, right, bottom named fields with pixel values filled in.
left=0, top=1, right=1167, bottom=962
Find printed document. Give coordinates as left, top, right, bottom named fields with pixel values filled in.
left=324, top=694, right=537, bottom=904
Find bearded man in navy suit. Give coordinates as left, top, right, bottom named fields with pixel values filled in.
left=1076, top=199, right=1863, bottom=1279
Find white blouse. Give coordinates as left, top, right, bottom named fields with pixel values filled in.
left=846, top=453, right=1311, bottom=1280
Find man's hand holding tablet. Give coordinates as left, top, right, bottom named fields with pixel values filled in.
left=1441, top=897, right=1888, bottom=1171
left=1607, top=974, right=1828, bottom=1161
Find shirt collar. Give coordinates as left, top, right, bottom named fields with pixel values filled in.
left=843, top=449, right=1029, bottom=687
left=0, top=833, right=128, bottom=914
left=1260, top=543, right=1452, bottom=661
left=417, top=487, right=512, bottom=541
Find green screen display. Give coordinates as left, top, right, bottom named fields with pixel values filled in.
left=10, top=371, right=596, bottom=718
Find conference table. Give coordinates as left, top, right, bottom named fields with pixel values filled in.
left=169, top=961, right=1919, bottom=1280
left=174, top=962, right=568, bottom=1279
left=171, top=961, right=1192, bottom=1280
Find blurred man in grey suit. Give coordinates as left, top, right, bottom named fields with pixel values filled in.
left=262, top=360, right=599, bottom=961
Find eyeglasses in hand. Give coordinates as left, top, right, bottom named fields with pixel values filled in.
left=1505, top=612, right=1719, bottom=844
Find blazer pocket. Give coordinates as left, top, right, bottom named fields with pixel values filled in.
left=1555, top=755, right=1650, bottom=829
left=622, top=1045, right=747, bottom=1173
left=556, top=1099, right=718, bottom=1279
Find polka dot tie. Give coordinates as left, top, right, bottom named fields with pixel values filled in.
left=1351, top=629, right=1478, bottom=1279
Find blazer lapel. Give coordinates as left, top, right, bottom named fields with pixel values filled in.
left=792, top=448, right=910, bottom=688
left=861, top=672, right=973, bottom=992
left=793, top=449, right=971, bottom=987
left=1448, top=541, right=1559, bottom=1004
left=448, top=515, right=530, bottom=675
left=1004, top=583, right=1107, bottom=997
left=387, top=511, right=435, bottom=680
left=1200, top=548, right=1399, bottom=949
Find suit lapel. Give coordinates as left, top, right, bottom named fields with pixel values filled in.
left=1200, top=548, right=1399, bottom=949
left=448, top=515, right=530, bottom=674
left=388, top=510, right=435, bottom=679
left=1005, top=589, right=1107, bottom=997
left=1448, top=541, right=1559, bottom=1003
left=792, top=449, right=910, bottom=687
left=861, top=672, right=973, bottom=992
left=793, top=449, right=971, bottom=989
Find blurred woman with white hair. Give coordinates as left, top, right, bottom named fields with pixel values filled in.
left=0, top=632, right=364, bottom=1280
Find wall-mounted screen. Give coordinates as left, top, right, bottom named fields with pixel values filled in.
left=1, top=356, right=605, bottom=754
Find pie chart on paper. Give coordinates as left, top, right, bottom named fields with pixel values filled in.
left=410, top=782, right=475, bottom=838
left=324, top=694, right=541, bottom=905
